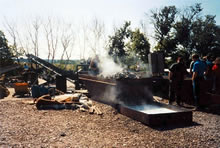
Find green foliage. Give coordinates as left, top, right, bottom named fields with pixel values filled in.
left=55, top=60, right=81, bottom=71
left=128, top=29, right=150, bottom=63
left=107, top=21, right=150, bottom=67
left=151, top=6, right=177, bottom=58
left=174, top=3, right=203, bottom=55
left=151, top=3, right=220, bottom=65
left=0, top=30, right=14, bottom=67
left=191, top=15, right=220, bottom=57
left=151, top=6, right=177, bottom=39
left=108, top=21, right=131, bottom=61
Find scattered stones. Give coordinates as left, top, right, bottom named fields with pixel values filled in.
left=60, top=133, right=66, bottom=137
left=1, top=89, right=220, bottom=147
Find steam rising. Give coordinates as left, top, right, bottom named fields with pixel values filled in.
left=98, top=55, right=123, bottom=77
left=87, top=52, right=154, bottom=106
left=102, top=86, right=123, bottom=105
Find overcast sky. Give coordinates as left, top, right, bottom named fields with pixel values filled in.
left=1, top=0, right=220, bottom=25
left=0, top=0, right=220, bottom=59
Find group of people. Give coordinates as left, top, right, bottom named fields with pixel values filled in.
left=169, top=54, right=220, bottom=109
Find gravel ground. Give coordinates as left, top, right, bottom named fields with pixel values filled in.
left=0, top=88, right=220, bottom=148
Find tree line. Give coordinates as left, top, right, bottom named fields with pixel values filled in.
left=108, top=3, right=220, bottom=68
left=1, top=3, right=220, bottom=68
left=151, top=3, right=220, bottom=66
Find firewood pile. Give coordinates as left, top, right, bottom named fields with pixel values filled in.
left=99, top=70, right=140, bottom=80
left=35, top=93, right=103, bottom=115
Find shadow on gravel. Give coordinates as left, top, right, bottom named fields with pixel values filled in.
left=150, top=122, right=202, bottom=131
left=177, top=103, right=220, bottom=116
left=13, top=95, right=31, bottom=98
left=197, top=105, right=220, bottom=115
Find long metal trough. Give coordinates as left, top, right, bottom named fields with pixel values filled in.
left=79, top=74, right=193, bottom=127
left=118, top=103, right=192, bottom=126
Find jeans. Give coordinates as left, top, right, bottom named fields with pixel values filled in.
left=192, top=77, right=203, bottom=107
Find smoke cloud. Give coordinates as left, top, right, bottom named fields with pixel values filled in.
left=98, top=55, right=123, bottom=77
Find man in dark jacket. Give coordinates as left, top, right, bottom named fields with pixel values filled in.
left=169, top=57, right=188, bottom=105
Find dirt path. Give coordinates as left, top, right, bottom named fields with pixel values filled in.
left=0, top=88, right=220, bottom=147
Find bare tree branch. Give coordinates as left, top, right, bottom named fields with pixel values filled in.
left=27, top=17, right=41, bottom=57
left=89, top=17, right=106, bottom=56
left=3, top=18, right=26, bottom=60
left=60, top=22, right=75, bottom=68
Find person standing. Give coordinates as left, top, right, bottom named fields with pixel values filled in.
left=203, top=55, right=213, bottom=80
left=191, top=54, right=207, bottom=109
left=168, top=57, right=188, bottom=105
left=89, top=55, right=100, bottom=75
left=23, top=63, right=29, bottom=71
left=206, top=55, right=214, bottom=73
left=212, top=57, right=220, bottom=94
